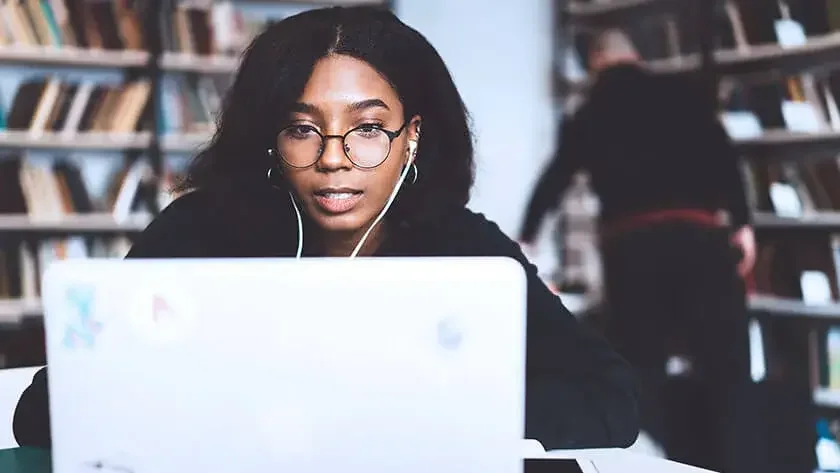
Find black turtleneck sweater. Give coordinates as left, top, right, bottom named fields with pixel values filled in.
left=14, top=185, right=639, bottom=451
left=519, top=65, right=750, bottom=243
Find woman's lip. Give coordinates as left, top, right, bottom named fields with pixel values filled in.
left=314, top=187, right=362, bottom=195
left=312, top=192, right=364, bottom=214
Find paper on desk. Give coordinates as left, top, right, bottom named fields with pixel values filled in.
left=539, top=448, right=717, bottom=473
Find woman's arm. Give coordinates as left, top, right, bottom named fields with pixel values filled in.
left=462, top=210, right=640, bottom=449
left=519, top=117, right=584, bottom=244
left=12, top=367, right=50, bottom=448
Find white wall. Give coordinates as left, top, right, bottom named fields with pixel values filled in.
left=397, top=0, right=557, bottom=238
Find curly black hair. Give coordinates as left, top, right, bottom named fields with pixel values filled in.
left=176, top=5, right=475, bottom=225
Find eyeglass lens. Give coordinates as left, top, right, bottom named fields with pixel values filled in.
left=277, top=126, right=392, bottom=168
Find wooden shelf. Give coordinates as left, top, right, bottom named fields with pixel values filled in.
left=559, top=33, right=840, bottom=96
left=748, top=295, right=840, bottom=321
left=753, top=212, right=840, bottom=231
left=813, top=387, right=840, bottom=408
left=0, top=46, right=148, bottom=68
left=239, top=0, right=387, bottom=3
left=160, top=52, right=239, bottom=74
left=0, top=213, right=150, bottom=239
left=0, top=299, right=42, bottom=325
left=733, top=130, right=840, bottom=161
left=0, top=130, right=151, bottom=151
left=715, top=32, right=840, bottom=82
left=564, top=0, right=690, bottom=28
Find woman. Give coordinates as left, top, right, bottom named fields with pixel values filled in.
left=14, top=6, right=638, bottom=450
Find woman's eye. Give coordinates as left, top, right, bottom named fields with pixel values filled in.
left=288, top=125, right=316, bottom=139
left=355, top=124, right=383, bottom=138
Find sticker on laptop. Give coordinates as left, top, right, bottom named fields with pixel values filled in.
left=81, top=450, right=141, bottom=473
left=62, top=285, right=103, bottom=350
left=127, top=287, right=198, bottom=343
left=437, top=315, right=464, bottom=351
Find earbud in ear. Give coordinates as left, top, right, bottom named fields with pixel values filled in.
left=407, top=140, right=418, bottom=163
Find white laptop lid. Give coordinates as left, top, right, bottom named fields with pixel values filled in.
left=42, top=257, right=527, bottom=473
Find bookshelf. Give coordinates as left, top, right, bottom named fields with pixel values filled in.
left=557, top=0, right=840, bottom=328
left=752, top=211, right=840, bottom=231
left=563, top=0, right=687, bottom=28
left=0, top=0, right=393, bottom=369
left=558, top=0, right=840, bottom=466
left=733, top=129, right=840, bottom=161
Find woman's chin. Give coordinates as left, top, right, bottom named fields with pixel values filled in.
left=310, top=211, right=370, bottom=234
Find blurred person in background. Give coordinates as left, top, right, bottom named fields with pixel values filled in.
left=518, top=30, right=761, bottom=472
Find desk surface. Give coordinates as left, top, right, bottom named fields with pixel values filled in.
left=0, top=446, right=714, bottom=473
left=0, top=447, right=50, bottom=473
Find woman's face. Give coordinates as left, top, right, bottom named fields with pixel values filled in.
left=279, top=54, right=420, bottom=237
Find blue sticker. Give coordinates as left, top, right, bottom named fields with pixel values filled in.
left=437, top=316, right=463, bottom=351
left=63, top=286, right=102, bottom=349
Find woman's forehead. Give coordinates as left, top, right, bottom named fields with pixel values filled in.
left=295, top=55, right=402, bottom=116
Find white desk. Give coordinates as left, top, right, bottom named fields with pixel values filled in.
left=522, top=440, right=714, bottom=472
left=523, top=446, right=715, bottom=472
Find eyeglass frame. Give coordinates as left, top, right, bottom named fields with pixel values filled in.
left=274, top=121, right=409, bottom=170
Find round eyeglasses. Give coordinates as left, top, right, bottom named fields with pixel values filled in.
left=276, top=122, right=407, bottom=169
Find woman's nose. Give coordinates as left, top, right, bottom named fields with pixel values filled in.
left=317, top=136, right=353, bottom=170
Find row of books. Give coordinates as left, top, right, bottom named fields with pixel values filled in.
left=727, top=78, right=840, bottom=216
left=562, top=0, right=840, bottom=99
left=0, top=0, right=293, bottom=58
left=3, top=76, right=151, bottom=135
left=567, top=0, right=840, bottom=66
left=0, top=155, right=152, bottom=221
left=0, top=72, right=233, bottom=137
left=161, top=0, right=278, bottom=57
left=720, top=0, right=840, bottom=51
left=0, top=0, right=144, bottom=51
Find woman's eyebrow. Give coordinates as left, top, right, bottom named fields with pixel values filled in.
left=291, top=99, right=389, bottom=115
left=346, top=98, right=390, bottom=113
left=290, top=102, right=322, bottom=115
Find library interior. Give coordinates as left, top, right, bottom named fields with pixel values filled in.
left=2, top=1, right=840, bottom=473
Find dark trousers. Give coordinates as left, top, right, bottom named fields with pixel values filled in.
left=601, top=224, right=813, bottom=473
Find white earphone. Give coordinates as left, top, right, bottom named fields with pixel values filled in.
left=408, top=139, right=418, bottom=163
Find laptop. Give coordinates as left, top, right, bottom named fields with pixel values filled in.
left=42, top=257, right=528, bottom=473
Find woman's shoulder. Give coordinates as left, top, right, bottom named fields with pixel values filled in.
left=127, top=185, right=297, bottom=258
left=416, top=207, right=522, bottom=257
left=153, top=189, right=218, bottom=224
left=126, top=190, right=226, bottom=258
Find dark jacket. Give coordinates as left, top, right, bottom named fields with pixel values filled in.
left=15, top=184, right=639, bottom=450
left=519, top=64, right=750, bottom=242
